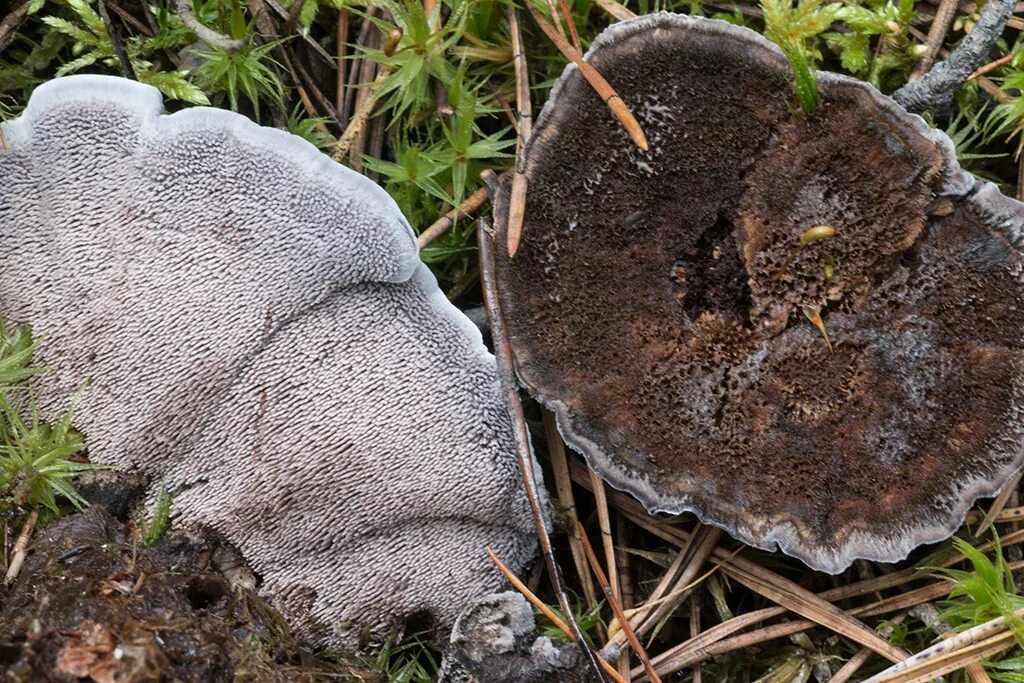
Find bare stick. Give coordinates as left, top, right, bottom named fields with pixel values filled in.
left=909, top=0, right=958, bottom=80
left=336, top=8, right=349, bottom=116
left=894, top=0, right=1014, bottom=115
left=478, top=221, right=610, bottom=682
left=418, top=176, right=507, bottom=248
left=578, top=521, right=662, bottom=683
left=0, top=0, right=31, bottom=55
left=175, top=0, right=247, bottom=51
left=968, top=51, right=1015, bottom=80
left=507, top=8, right=532, bottom=257
left=4, top=510, right=38, bottom=585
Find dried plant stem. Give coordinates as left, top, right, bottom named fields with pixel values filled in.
left=478, top=222, right=610, bottom=683
left=527, top=6, right=649, bottom=152
left=336, top=8, right=349, bottom=116
left=556, top=0, right=581, bottom=52
left=974, top=471, right=1022, bottom=537
left=866, top=602, right=1022, bottom=683
left=332, top=69, right=389, bottom=162
left=506, top=8, right=532, bottom=257
left=589, top=471, right=620, bottom=604
left=969, top=51, right=1015, bottom=80
left=910, top=0, right=958, bottom=80
left=4, top=510, right=38, bottom=585
left=418, top=176, right=507, bottom=248
left=594, top=0, right=637, bottom=21
left=98, top=0, right=137, bottom=80
left=689, top=595, right=702, bottom=683
left=544, top=410, right=601, bottom=616
left=0, top=0, right=31, bottom=55
left=578, top=521, right=662, bottom=683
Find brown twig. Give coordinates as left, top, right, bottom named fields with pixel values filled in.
left=578, top=521, right=662, bottom=683
left=336, top=8, right=349, bottom=117
left=98, top=0, right=137, bottom=80
left=478, top=221, right=610, bottom=682
left=4, top=510, right=38, bottom=585
left=417, top=172, right=508, bottom=248
left=507, top=8, right=532, bottom=257
left=974, top=471, right=1022, bottom=537
left=910, top=0, right=958, bottom=80
left=527, top=5, right=649, bottom=152
left=486, top=547, right=627, bottom=683
left=968, top=51, right=1016, bottom=80
left=0, top=0, right=31, bottom=55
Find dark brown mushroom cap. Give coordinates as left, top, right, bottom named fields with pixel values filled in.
left=492, top=12, right=1024, bottom=572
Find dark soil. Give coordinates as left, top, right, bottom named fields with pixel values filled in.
left=0, top=504, right=359, bottom=682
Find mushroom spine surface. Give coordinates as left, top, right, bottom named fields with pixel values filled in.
left=494, top=13, right=1024, bottom=573
left=0, top=75, right=538, bottom=647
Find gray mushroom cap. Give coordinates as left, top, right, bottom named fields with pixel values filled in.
left=493, top=13, right=1024, bottom=574
left=0, top=75, right=538, bottom=647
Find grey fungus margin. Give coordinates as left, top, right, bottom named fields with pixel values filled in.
left=0, top=74, right=540, bottom=649
left=493, top=13, right=1024, bottom=574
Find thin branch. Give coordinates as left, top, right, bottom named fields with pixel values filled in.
left=894, top=0, right=1014, bottom=115
left=507, top=7, right=532, bottom=257
left=578, top=521, right=662, bottom=683
left=909, top=0, right=958, bottom=80
left=478, top=220, right=610, bottom=683
left=487, top=547, right=628, bottom=683
left=175, top=0, right=247, bottom=52
left=0, top=0, right=31, bottom=55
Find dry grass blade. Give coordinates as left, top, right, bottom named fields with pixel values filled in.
left=974, top=471, right=1022, bottom=537
left=720, top=559, right=908, bottom=664
left=487, top=546, right=571, bottom=634
left=506, top=8, right=532, bottom=257
left=4, top=509, right=37, bottom=585
left=910, top=0, right=957, bottom=80
left=578, top=520, right=663, bottom=683
left=865, top=627, right=1017, bottom=683
left=478, top=221, right=610, bottom=682
left=594, top=0, right=637, bottom=22
left=589, top=470, right=620, bottom=606
left=968, top=52, right=1016, bottom=80
left=544, top=411, right=601, bottom=617
left=527, top=6, right=649, bottom=152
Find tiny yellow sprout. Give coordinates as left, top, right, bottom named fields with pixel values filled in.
left=800, top=224, right=835, bottom=246
left=824, top=254, right=835, bottom=283
left=802, top=303, right=833, bottom=353
left=885, top=19, right=901, bottom=33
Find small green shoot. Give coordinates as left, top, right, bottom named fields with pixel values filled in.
left=761, top=0, right=839, bottom=114
left=141, top=484, right=173, bottom=547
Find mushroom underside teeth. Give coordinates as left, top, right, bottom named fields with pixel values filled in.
left=0, top=74, right=537, bottom=648
left=495, top=12, right=1024, bottom=572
